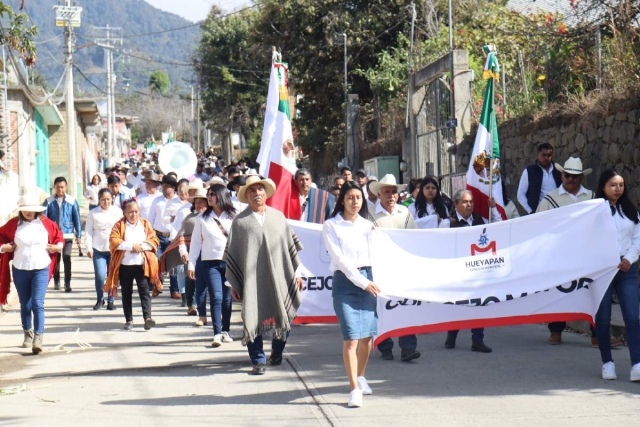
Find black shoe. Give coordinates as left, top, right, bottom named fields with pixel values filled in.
left=144, top=318, right=156, bottom=330
left=54, top=282, right=60, bottom=290
left=123, top=322, right=133, bottom=331
left=106, top=301, right=115, bottom=311
left=93, top=300, right=105, bottom=310
left=250, top=363, right=266, bottom=375
left=269, top=353, right=283, bottom=366
left=400, top=350, right=421, bottom=362
left=471, top=341, right=493, bottom=353
left=180, top=293, right=187, bottom=307
left=445, top=334, right=456, bottom=349
left=64, top=284, right=72, bottom=293
left=380, top=351, right=394, bottom=361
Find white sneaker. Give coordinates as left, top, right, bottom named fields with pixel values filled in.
left=211, top=334, right=223, bottom=347
left=348, top=389, right=363, bottom=408
left=221, top=331, right=234, bottom=343
left=357, top=376, right=372, bottom=395
left=602, top=361, right=617, bottom=380
left=631, top=363, right=640, bottom=382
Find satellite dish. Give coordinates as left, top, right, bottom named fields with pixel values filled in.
left=158, top=142, right=197, bottom=179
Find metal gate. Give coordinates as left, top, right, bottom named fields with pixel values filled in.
left=414, top=78, right=456, bottom=196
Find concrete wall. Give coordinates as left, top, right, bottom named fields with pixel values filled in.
left=455, top=99, right=640, bottom=209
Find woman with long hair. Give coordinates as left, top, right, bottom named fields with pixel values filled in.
left=86, top=174, right=103, bottom=210
left=85, top=188, right=123, bottom=310
left=322, top=181, right=379, bottom=408
left=409, top=176, right=451, bottom=228
left=594, top=169, right=640, bottom=382
left=0, top=193, right=64, bottom=354
left=188, top=183, right=236, bottom=346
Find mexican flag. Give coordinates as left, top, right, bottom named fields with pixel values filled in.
left=257, top=56, right=301, bottom=220
left=465, top=45, right=507, bottom=221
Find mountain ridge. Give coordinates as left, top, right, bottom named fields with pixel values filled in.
left=25, top=0, right=201, bottom=95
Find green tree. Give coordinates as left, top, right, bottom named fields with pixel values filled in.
left=0, top=1, right=38, bottom=65
left=195, top=6, right=268, bottom=159
left=148, top=70, right=170, bottom=94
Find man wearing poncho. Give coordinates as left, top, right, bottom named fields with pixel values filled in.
left=224, top=175, right=304, bottom=375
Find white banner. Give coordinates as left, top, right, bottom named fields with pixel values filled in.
left=290, top=201, right=620, bottom=341
left=290, top=221, right=337, bottom=324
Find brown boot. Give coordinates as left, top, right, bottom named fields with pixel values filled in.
left=548, top=332, right=562, bottom=345
left=591, top=337, right=625, bottom=348
left=32, top=333, right=43, bottom=354
left=195, top=317, right=207, bottom=327
left=187, top=306, right=197, bottom=316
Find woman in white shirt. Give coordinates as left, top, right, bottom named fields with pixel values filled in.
left=322, top=181, right=380, bottom=408
left=409, top=176, right=451, bottom=229
left=188, top=183, right=236, bottom=347
left=594, top=169, right=640, bottom=382
left=85, top=174, right=103, bottom=210
left=0, top=193, right=64, bottom=354
left=85, top=188, right=123, bottom=311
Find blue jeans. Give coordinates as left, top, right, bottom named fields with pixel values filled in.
left=92, top=249, right=114, bottom=302
left=247, top=333, right=289, bottom=365
left=176, top=264, right=186, bottom=294
left=157, top=234, right=178, bottom=294
left=196, top=260, right=232, bottom=335
left=595, top=265, right=640, bottom=365
left=13, top=266, right=49, bottom=334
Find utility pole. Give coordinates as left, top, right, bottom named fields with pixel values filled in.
left=94, top=25, right=122, bottom=165
left=341, top=33, right=348, bottom=167
left=54, top=1, right=82, bottom=197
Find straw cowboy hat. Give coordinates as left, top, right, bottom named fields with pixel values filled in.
left=143, top=172, right=162, bottom=183
left=188, top=178, right=205, bottom=190
left=16, top=193, right=47, bottom=213
left=187, top=187, right=208, bottom=204
left=555, top=157, right=592, bottom=176
left=368, top=174, right=407, bottom=195
left=207, top=176, right=226, bottom=188
left=237, top=175, right=276, bottom=204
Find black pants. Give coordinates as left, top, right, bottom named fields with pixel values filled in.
left=119, top=264, right=152, bottom=322
left=53, top=239, right=73, bottom=286
left=185, top=275, right=196, bottom=307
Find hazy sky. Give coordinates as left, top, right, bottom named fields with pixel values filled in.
left=145, top=0, right=252, bottom=22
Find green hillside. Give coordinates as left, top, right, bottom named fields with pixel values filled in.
left=25, top=0, right=201, bottom=95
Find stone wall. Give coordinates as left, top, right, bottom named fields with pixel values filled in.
left=456, top=99, right=640, bottom=210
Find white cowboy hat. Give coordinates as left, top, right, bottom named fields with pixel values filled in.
left=16, top=193, right=46, bottom=213
left=368, top=174, right=407, bottom=195
left=129, top=166, right=139, bottom=173
left=555, top=157, right=592, bottom=176
left=187, top=187, right=208, bottom=204
left=237, top=175, right=276, bottom=204
left=188, top=178, right=205, bottom=190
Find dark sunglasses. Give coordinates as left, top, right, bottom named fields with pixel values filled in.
left=563, top=173, right=581, bottom=179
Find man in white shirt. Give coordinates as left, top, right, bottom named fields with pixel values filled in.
left=367, top=174, right=420, bottom=362
left=137, top=173, right=162, bottom=220
left=517, top=142, right=561, bottom=214
left=148, top=175, right=181, bottom=299
left=536, top=157, right=610, bottom=347
left=127, top=166, right=144, bottom=195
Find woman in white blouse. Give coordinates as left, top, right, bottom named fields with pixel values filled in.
left=322, top=181, right=380, bottom=408
left=188, top=183, right=236, bottom=347
left=85, top=174, right=103, bottom=210
left=85, top=188, right=123, bottom=310
left=409, top=176, right=451, bottom=229
left=594, top=169, right=640, bottom=382
left=0, top=193, right=64, bottom=354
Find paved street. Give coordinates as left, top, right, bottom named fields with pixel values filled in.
left=1, top=251, right=640, bottom=427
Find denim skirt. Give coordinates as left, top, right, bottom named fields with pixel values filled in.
left=332, top=268, right=378, bottom=341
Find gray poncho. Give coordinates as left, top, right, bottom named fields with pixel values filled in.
left=224, top=206, right=303, bottom=345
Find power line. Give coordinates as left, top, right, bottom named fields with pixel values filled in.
left=73, top=65, right=107, bottom=94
